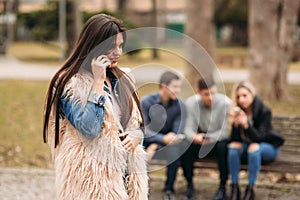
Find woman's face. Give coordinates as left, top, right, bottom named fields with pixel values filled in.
left=107, top=33, right=124, bottom=67
left=236, top=87, right=254, bottom=110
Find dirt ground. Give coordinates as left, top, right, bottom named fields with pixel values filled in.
left=0, top=167, right=299, bottom=200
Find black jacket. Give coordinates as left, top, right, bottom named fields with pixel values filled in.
left=230, top=96, right=284, bottom=148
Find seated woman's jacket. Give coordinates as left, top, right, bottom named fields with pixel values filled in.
left=230, top=96, right=284, bottom=148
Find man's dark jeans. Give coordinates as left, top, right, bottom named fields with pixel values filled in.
left=180, top=140, right=229, bottom=187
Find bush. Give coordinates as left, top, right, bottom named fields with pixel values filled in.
left=18, top=3, right=58, bottom=41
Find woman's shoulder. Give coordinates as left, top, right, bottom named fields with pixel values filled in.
left=253, top=96, right=272, bottom=116
left=63, top=70, right=94, bottom=99
left=66, top=70, right=93, bottom=87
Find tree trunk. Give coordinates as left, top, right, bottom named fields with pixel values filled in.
left=151, top=0, right=158, bottom=59
left=67, top=0, right=81, bottom=55
left=185, top=0, right=216, bottom=89
left=117, top=0, right=127, bottom=14
left=249, top=0, right=300, bottom=102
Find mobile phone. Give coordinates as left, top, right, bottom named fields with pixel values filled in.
left=176, top=134, right=186, bottom=140
left=233, top=106, right=241, bottom=113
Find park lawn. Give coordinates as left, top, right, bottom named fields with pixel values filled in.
left=0, top=80, right=52, bottom=168
left=0, top=80, right=299, bottom=168
left=2, top=41, right=300, bottom=168
left=8, top=42, right=188, bottom=69
left=7, top=42, right=62, bottom=66
left=8, top=41, right=300, bottom=71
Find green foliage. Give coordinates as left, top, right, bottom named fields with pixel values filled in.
left=18, top=2, right=139, bottom=44
left=18, top=2, right=58, bottom=41
left=82, top=9, right=138, bottom=29
left=215, top=0, right=248, bottom=26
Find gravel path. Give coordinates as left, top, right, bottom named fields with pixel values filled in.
left=0, top=168, right=55, bottom=200
left=1, top=167, right=300, bottom=200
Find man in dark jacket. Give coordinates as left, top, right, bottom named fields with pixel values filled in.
left=141, top=71, right=187, bottom=200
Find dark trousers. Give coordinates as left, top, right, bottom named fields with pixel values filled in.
left=181, top=140, right=229, bottom=187
left=165, top=159, right=180, bottom=192
left=152, top=143, right=183, bottom=192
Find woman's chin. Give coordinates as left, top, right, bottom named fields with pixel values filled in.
left=111, top=62, right=118, bottom=68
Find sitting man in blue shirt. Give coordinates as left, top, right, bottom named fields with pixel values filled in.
left=141, top=71, right=187, bottom=200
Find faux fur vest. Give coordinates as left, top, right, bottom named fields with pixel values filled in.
left=48, top=71, right=148, bottom=199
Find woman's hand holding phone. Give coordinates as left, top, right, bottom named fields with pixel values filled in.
left=91, top=55, right=111, bottom=80
left=91, top=55, right=111, bottom=93
left=232, top=108, right=249, bottom=129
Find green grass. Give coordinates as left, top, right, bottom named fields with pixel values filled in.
left=0, top=80, right=299, bottom=168
left=1, top=42, right=300, bottom=168
left=0, top=80, right=52, bottom=168
left=7, top=41, right=62, bottom=66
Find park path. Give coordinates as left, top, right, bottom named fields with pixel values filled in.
left=1, top=55, right=299, bottom=84
left=1, top=167, right=300, bottom=200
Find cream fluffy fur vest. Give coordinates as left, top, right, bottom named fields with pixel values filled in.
left=48, top=71, right=148, bottom=200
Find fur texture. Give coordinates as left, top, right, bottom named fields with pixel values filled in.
left=48, top=71, right=148, bottom=199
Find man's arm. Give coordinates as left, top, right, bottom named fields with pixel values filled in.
left=141, top=98, right=165, bottom=145
left=171, top=100, right=187, bottom=135
left=206, top=97, right=231, bottom=141
left=183, top=98, right=200, bottom=142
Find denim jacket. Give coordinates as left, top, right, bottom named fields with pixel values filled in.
left=60, top=77, right=119, bottom=138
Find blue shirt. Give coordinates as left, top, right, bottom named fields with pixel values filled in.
left=60, top=77, right=119, bottom=138
left=141, top=93, right=187, bottom=146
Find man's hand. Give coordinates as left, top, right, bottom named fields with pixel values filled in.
left=192, top=133, right=206, bottom=144
left=163, top=132, right=182, bottom=145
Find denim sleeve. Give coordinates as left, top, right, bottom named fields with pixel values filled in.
left=60, top=95, right=105, bottom=138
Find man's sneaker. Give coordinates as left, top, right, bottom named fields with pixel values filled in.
left=164, top=190, right=175, bottom=200
left=213, top=186, right=227, bottom=200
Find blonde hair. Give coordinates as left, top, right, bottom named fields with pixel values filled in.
left=228, top=81, right=256, bottom=134
left=231, top=81, right=256, bottom=108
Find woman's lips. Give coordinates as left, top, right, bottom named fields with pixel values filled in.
left=111, top=60, right=118, bottom=67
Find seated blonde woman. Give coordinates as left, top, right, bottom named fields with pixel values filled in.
left=227, top=81, right=284, bottom=200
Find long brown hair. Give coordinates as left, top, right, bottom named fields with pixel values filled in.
left=43, top=14, right=143, bottom=148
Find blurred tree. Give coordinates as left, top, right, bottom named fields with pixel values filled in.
left=185, top=0, right=215, bottom=89
left=151, top=0, right=158, bottom=59
left=18, top=0, right=81, bottom=55
left=117, top=0, right=128, bottom=14
left=18, top=3, right=58, bottom=41
left=66, top=0, right=81, bottom=54
left=249, top=0, right=300, bottom=101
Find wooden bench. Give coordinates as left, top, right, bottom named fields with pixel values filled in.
left=149, top=116, right=300, bottom=174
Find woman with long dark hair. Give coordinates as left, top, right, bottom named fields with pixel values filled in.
left=43, top=14, right=148, bottom=199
